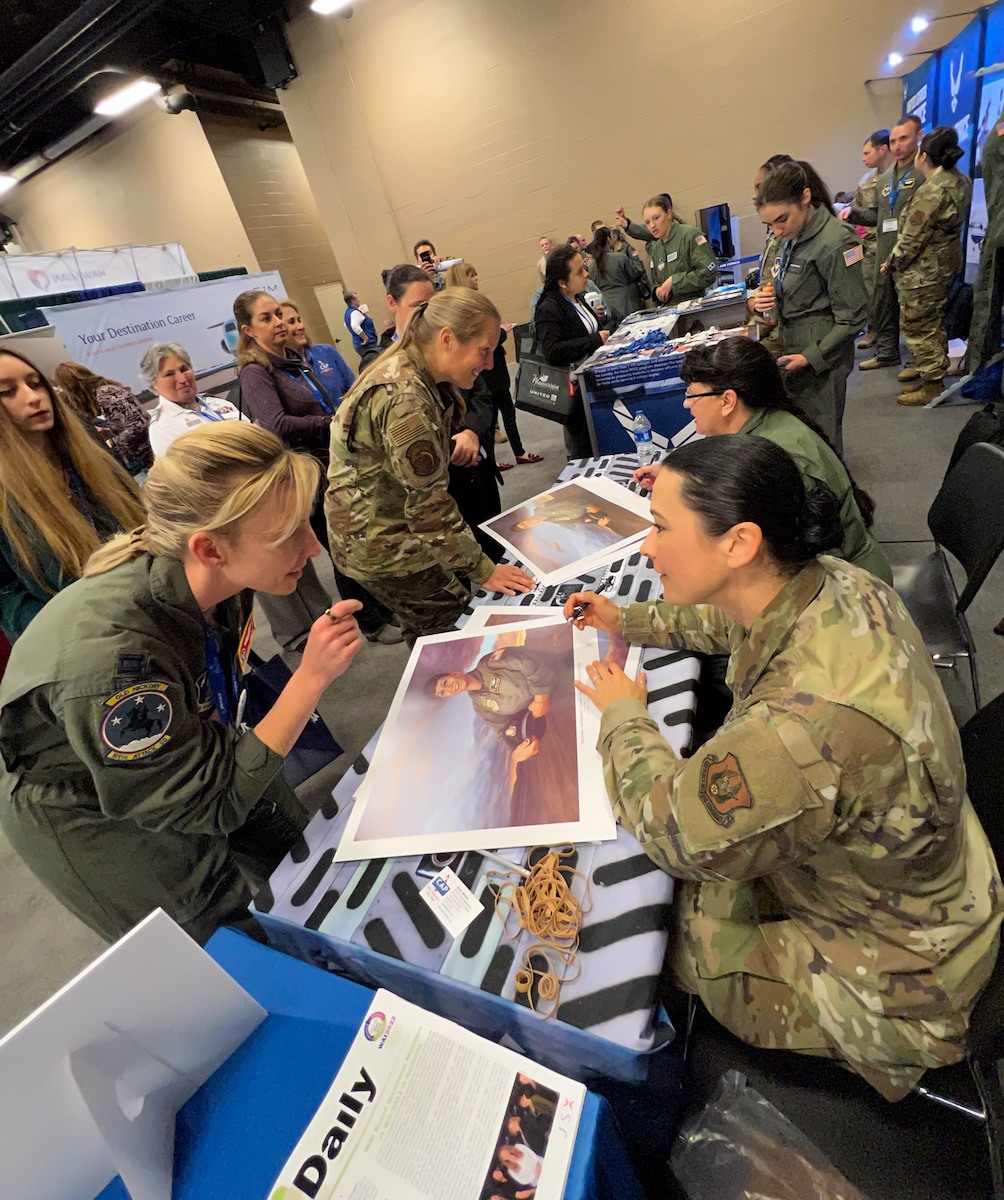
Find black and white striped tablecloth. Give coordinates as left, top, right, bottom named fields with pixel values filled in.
left=255, top=454, right=701, bottom=1081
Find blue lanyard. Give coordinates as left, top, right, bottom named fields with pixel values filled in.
left=299, top=365, right=331, bottom=414
left=889, top=168, right=907, bottom=213
left=201, top=616, right=239, bottom=726
left=775, top=238, right=798, bottom=304
left=194, top=397, right=225, bottom=422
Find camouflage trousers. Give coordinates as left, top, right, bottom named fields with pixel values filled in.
left=669, top=877, right=969, bottom=1100
left=897, top=279, right=950, bottom=383
left=353, top=564, right=471, bottom=645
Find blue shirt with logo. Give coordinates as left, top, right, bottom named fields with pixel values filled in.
left=305, top=343, right=356, bottom=408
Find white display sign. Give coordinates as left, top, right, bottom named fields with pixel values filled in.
left=267, top=988, right=584, bottom=1200
left=41, top=270, right=284, bottom=391
left=0, top=243, right=194, bottom=300
left=0, top=909, right=265, bottom=1200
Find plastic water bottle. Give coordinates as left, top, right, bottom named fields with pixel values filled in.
left=632, top=410, right=656, bottom=466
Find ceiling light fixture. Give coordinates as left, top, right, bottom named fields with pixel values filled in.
left=0, top=175, right=17, bottom=197
left=310, top=0, right=354, bottom=13
left=911, top=15, right=931, bottom=34
left=93, top=78, right=161, bottom=117
left=887, top=51, right=906, bottom=68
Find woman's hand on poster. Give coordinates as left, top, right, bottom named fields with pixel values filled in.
left=528, top=694, right=550, bottom=718
left=512, top=737, right=540, bottom=764
left=596, top=516, right=612, bottom=527
left=450, top=428, right=480, bottom=466
left=485, top=563, right=535, bottom=595
left=576, top=658, right=647, bottom=712
left=562, top=590, right=621, bottom=634
left=298, top=600, right=363, bottom=691
left=632, top=464, right=659, bottom=491
left=777, top=353, right=810, bottom=373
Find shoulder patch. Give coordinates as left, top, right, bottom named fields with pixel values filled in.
left=101, top=682, right=173, bottom=761
left=406, top=440, right=440, bottom=477
left=843, top=245, right=864, bottom=266
left=910, top=210, right=925, bottom=225
left=696, top=235, right=708, bottom=245
left=115, top=653, right=146, bottom=679
left=388, top=413, right=430, bottom=449
left=698, top=751, right=755, bottom=826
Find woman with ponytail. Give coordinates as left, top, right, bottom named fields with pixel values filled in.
left=668, top=337, right=892, bottom=582
left=565, top=435, right=1001, bottom=1102
left=0, top=423, right=363, bottom=945
left=752, top=160, right=868, bottom=454
left=0, top=349, right=145, bottom=640
left=327, top=286, right=534, bottom=641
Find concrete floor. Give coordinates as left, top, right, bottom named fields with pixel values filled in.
left=1, top=358, right=1001, bottom=1060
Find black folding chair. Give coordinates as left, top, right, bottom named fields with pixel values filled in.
left=914, top=689, right=1004, bottom=1199
left=881, top=441, right=1004, bottom=711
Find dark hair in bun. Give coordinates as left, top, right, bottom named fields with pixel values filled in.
left=921, top=125, right=965, bottom=170
left=662, top=436, right=843, bottom=575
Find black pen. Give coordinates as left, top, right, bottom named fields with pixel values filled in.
left=567, top=574, right=614, bottom=622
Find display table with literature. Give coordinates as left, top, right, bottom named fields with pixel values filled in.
left=577, top=293, right=749, bottom=455
left=93, top=930, right=646, bottom=1200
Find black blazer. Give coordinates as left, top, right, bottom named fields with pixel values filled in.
left=533, top=289, right=603, bottom=367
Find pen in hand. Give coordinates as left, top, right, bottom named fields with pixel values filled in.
left=566, top=574, right=614, bottom=623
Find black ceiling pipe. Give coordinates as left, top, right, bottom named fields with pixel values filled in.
left=0, top=2, right=168, bottom=137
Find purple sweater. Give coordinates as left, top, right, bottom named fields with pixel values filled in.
left=238, top=349, right=329, bottom=453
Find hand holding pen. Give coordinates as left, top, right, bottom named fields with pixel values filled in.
left=562, top=588, right=621, bottom=633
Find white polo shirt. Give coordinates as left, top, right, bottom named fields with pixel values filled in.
left=148, top=394, right=243, bottom=457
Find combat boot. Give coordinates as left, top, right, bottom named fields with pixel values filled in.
left=897, top=366, right=921, bottom=383
left=860, top=356, right=901, bottom=370
left=897, top=380, right=943, bottom=406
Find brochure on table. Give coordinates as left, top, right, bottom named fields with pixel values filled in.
left=337, top=615, right=617, bottom=862
left=266, top=988, right=584, bottom=1200
left=480, top=476, right=651, bottom=586
left=0, top=909, right=265, bottom=1200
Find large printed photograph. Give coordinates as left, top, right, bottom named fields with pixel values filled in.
left=480, top=476, right=651, bottom=585
left=336, top=618, right=615, bottom=861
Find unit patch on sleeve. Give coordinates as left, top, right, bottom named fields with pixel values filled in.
left=698, top=751, right=755, bottom=826
left=100, top=682, right=174, bottom=761
left=406, top=440, right=440, bottom=477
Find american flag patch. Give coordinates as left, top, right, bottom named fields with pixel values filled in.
left=696, top=235, right=708, bottom=245
left=843, top=245, right=864, bottom=266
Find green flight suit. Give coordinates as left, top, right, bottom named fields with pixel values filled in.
left=532, top=495, right=609, bottom=525
left=737, top=409, right=892, bottom=583
left=326, top=350, right=495, bottom=642
left=466, top=648, right=555, bottom=736
left=888, top=166, right=972, bottom=384
left=771, top=203, right=867, bottom=454
left=867, top=158, right=924, bottom=360
left=598, top=556, right=1003, bottom=1100
left=969, top=111, right=1004, bottom=370
left=0, top=553, right=305, bottom=945
left=624, top=218, right=718, bottom=303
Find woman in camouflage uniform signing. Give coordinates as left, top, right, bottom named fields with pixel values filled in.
left=881, top=125, right=972, bottom=406
left=565, top=436, right=1001, bottom=1100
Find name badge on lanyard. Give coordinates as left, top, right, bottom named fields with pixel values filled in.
left=202, top=610, right=253, bottom=727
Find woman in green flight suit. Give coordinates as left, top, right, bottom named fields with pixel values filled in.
left=751, top=160, right=867, bottom=456
left=616, top=194, right=719, bottom=305
left=588, top=225, right=649, bottom=328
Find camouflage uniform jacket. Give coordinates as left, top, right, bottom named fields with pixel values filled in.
left=886, top=166, right=972, bottom=289
left=326, top=351, right=495, bottom=587
left=468, top=648, right=555, bottom=731
left=599, top=557, right=1002, bottom=1074
left=850, top=169, right=880, bottom=247
left=871, top=159, right=925, bottom=259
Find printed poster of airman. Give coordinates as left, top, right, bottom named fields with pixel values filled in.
left=335, top=618, right=616, bottom=862
left=480, top=476, right=651, bottom=584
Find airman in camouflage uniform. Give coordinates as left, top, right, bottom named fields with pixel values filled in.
left=597, top=556, right=1002, bottom=1100
left=326, top=351, right=496, bottom=641
left=886, top=165, right=972, bottom=404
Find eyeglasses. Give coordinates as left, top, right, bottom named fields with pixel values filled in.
left=684, top=390, right=724, bottom=401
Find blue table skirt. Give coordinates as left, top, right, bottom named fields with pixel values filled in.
left=95, top=930, right=645, bottom=1200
